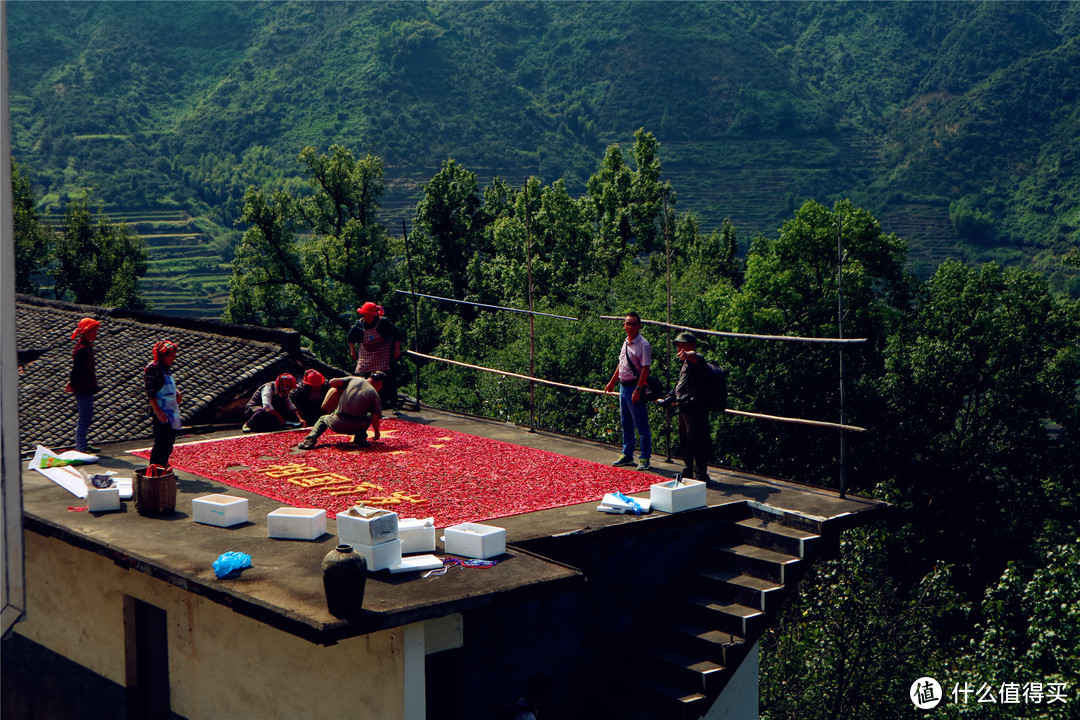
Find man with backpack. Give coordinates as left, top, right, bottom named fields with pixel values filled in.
left=658, top=331, right=722, bottom=482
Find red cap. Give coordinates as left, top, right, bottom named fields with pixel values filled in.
left=275, top=373, right=298, bottom=391
left=152, top=340, right=178, bottom=362
left=357, top=302, right=383, bottom=317
left=72, top=317, right=100, bottom=339
left=302, top=369, right=326, bottom=387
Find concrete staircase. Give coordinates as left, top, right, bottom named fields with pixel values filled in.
left=622, top=502, right=831, bottom=720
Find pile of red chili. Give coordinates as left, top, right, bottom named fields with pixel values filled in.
left=131, top=419, right=654, bottom=527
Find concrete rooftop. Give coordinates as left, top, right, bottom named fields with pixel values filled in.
left=20, top=406, right=886, bottom=646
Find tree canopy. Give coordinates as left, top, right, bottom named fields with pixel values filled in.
left=8, top=1, right=1080, bottom=298
left=225, top=145, right=390, bottom=363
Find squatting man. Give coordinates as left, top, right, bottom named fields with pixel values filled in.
left=296, top=372, right=385, bottom=451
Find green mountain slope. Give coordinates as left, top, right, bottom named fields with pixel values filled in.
left=8, top=0, right=1080, bottom=314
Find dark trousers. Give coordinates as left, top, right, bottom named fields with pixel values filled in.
left=304, top=414, right=372, bottom=444
left=244, top=407, right=287, bottom=432
left=149, top=418, right=176, bottom=467
left=678, top=408, right=711, bottom=480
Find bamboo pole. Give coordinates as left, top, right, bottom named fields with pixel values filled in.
left=405, top=350, right=869, bottom=432
left=601, top=316, right=867, bottom=344
left=723, top=408, right=867, bottom=433
left=405, top=350, right=611, bottom=396
left=394, top=290, right=579, bottom=321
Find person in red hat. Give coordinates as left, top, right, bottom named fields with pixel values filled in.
left=289, top=369, right=329, bottom=427
left=243, top=373, right=304, bottom=433
left=65, top=317, right=101, bottom=453
left=144, top=340, right=182, bottom=467
left=347, top=301, right=404, bottom=408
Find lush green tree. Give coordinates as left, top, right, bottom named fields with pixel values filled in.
left=408, top=159, right=487, bottom=300
left=582, top=128, right=672, bottom=281
left=52, top=195, right=147, bottom=309
left=717, top=199, right=909, bottom=484
left=759, top=258, right=1080, bottom=720
left=225, top=145, right=389, bottom=362
left=12, top=160, right=52, bottom=295
left=940, top=530, right=1080, bottom=719
left=466, top=177, right=595, bottom=310
left=879, top=261, right=1080, bottom=592
left=761, top=526, right=963, bottom=720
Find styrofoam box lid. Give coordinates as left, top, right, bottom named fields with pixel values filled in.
left=269, top=507, right=325, bottom=518
left=198, top=494, right=246, bottom=505
left=338, top=507, right=397, bottom=520
left=446, top=522, right=505, bottom=536
left=651, top=479, right=705, bottom=489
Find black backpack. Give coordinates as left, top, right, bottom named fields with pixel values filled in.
left=703, top=362, right=728, bottom=411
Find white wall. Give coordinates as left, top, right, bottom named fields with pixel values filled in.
left=704, top=641, right=760, bottom=720
left=17, top=532, right=414, bottom=719
left=1, top=0, right=28, bottom=640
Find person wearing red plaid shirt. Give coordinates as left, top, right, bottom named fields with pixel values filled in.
left=347, top=301, right=405, bottom=409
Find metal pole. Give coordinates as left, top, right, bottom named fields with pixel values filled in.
left=402, top=219, right=421, bottom=409
left=837, top=212, right=847, bottom=499
left=662, top=191, right=673, bottom=463
left=524, top=182, right=536, bottom=432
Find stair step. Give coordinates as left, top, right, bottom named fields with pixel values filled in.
left=680, top=592, right=765, bottom=637
left=662, top=618, right=747, bottom=665
left=716, top=543, right=800, bottom=584
left=641, top=679, right=707, bottom=720
left=651, top=647, right=729, bottom=695
left=747, top=501, right=829, bottom=534
left=734, top=516, right=821, bottom=558
left=691, top=569, right=783, bottom=611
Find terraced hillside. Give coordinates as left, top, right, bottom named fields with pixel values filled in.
left=44, top=210, right=233, bottom=318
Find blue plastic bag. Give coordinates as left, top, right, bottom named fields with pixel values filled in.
left=212, top=551, right=252, bottom=579
left=613, top=491, right=643, bottom=515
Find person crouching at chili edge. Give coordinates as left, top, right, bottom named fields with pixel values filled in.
left=296, top=372, right=385, bottom=451
left=290, top=369, right=328, bottom=427
left=243, top=373, right=305, bottom=433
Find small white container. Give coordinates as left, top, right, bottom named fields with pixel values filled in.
left=443, top=522, right=506, bottom=559
left=650, top=479, right=707, bottom=514
left=398, top=517, right=437, bottom=555
left=192, top=494, right=249, bottom=527
left=389, top=555, right=443, bottom=574
left=267, top=508, right=327, bottom=540
left=336, top=507, right=398, bottom=545
left=86, top=486, right=121, bottom=513
left=338, top=538, right=402, bottom=572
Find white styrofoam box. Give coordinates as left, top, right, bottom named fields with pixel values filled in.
left=338, top=538, right=402, bottom=572
left=87, top=486, right=121, bottom=512
left=443, top=522, right=506, bottom=559
left=336, top=507, right=398, bottom=545
left=192, top=494, right=249, bottom=527
left=398, top=517, right=437, bottom=555
left=650, top=479, right=707, bottom=514
left=114, top=477, right=134, bottom=500
left=267, top=507, right=327, bottom=540
left=389, top=554, right=443, bottom=574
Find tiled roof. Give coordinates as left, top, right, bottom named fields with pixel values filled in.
left=16, top=295, right=346, bottom=454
